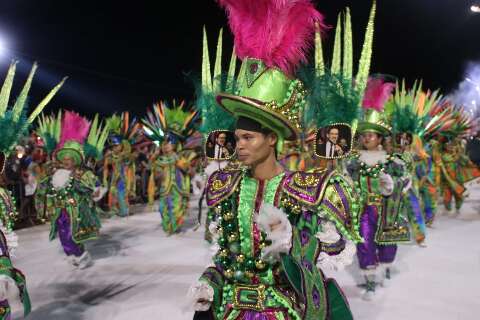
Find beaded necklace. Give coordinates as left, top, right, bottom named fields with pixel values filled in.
left=214, top=172, right=284, bottom=284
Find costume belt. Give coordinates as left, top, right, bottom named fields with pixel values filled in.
left=232, top=283, right=266, bottom=311
left=366, top=193, right=383, bottom=206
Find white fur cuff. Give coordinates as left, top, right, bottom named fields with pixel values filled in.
left=379, top=172, right=394, bottom=196
left=255, top=204, right=292, bottom=259
left=186, top=281, right=214, bottom=312
left=316, top=240, right=356, bottom=271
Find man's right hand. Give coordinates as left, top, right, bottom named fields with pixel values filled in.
left=187, top=281, right=214, bottom=311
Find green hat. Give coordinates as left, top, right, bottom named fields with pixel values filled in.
left=357, top=109, right=391, bottom=136
left=216, top=59, right=305, bottom=141
left=55, top=141, right=84, bottom=166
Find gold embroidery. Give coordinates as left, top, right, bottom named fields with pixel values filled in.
left=211, top=175, right=232, bottom=192
left=293, top=173, right=320, bottom=188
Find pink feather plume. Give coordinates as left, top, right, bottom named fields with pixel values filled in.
left=58, top=110, right=91, bottom=149
left=218, top=0, right=325, bottom=76
left=362, top=78, right=396, bottom=111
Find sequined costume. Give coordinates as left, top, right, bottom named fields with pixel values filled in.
left=0, top=187, right=30, bottom=319
left=103, top=149, right=135, bottom=217
left=142, top=101, right=198, bottom=235
left=104, top=113, right=141, bottom=217
left=434, top=140, right=480, bottom=211
left=415, top=155, right=437, bottom=226
left=35, top=111, right=103, bottom=268
left=347, top=151, right=410, bottom=270
left=399, top=152, right=426, bottom=244
left=0, top=61, right=66, bottom=318
left=37, top=167, right=101, bottom=258
left=198, top=168, right=361, bottom=320
left=148, top=152, right=194, bottom=234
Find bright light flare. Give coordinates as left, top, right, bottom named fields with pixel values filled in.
left=0, top=38, right=7, bottom=57
left=471, top=5, right=480, bottom=13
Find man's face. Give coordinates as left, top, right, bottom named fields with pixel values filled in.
left=384, top=137, right=393, bottom=153
left=61, top=156, right=76, bottom=170
left=235, top=129, right=276, bottom=166
left=362, top=132, right=382, bottom=151
left=327, top=128, right=339, bottom=144
left=216, top=133, right=227, bottom=146
left=162, top=142, right=175, bottom=154
left=112, top=144, right=123, bottom=153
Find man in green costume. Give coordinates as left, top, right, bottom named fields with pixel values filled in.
left=187, top=1, right=364, bottom=318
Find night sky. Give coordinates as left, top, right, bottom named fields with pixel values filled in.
left=0, top=0, right=479, bottom=117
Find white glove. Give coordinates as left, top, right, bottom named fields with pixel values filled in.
left=255, top=204, right=292, bottom=259
left=0, top=276, right=19, bottom=303
left=93, top=187, right=108, bottom=202
left=379, top=172, right=394, bottom=196
left=316, top=240, right=356, bottom=271
left=315, top=221, right=341, bottom=244
left=402, top=178, right=412, bottom=194
left=0, top=279, right=7, bottom=301
left=186, top=281, right=214, bottom=311
left=205, top=222, right=220, bottom=263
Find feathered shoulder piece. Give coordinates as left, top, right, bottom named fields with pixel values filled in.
left=218, top=0, right=324, bottom=76
left=142, top=100, right=198, bottom=144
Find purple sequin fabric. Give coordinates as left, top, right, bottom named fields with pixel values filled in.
left=56, top=210, right=84, bottom=257
left=356, top=205, right=397, bottom=268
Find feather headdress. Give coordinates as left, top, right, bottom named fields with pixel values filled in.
left=218, top=0, right=324, bottom=76
left=57, top=111, right=91, bottom=149
left=84, top=114, right=110, bottom=160
left=195, top=27, right=237, bottom=134
left=362, top=78, right=396, bottom=112
left=35, top=110, right=62, bottom=154
left=302, top=1, right=377, bottom=132
left=106, top=112, right=141, bottom=146
left=0, top=61, right=66, bottom=156
left=142, top=100, right=198, bottom=144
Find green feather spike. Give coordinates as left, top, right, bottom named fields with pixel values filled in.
left=35, top=110, right=62, bottom=154
left=355, top=0, right=376, bottom=98
left=314, top=22, right=325, bottom=76
left=195, top=29, right=238, bottom=134
left=0, top=60, right=18, bottom=115
left=213, top=28, right=223, bottom=92
left=28, top=76, right=67, bottom=123
left=13, top=63, right=38, bottom=121
left=88, top=114, right=100, bottom=145
left=54, top=109, right=62, bottom=143
left=331, top=13, right=342, bottom=75
left=85, top=114, right=110, bottom=160
left=226, top=45, right=237, bottom=91
left=236, top=59, right=247, bottom=87
left=399, top=78, right=406, bottom=108
left=343, top=8, right=353, bottom=80
left=106, top=114, right=122, bottom=135
left=202, top=26, right=212, bottom=92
